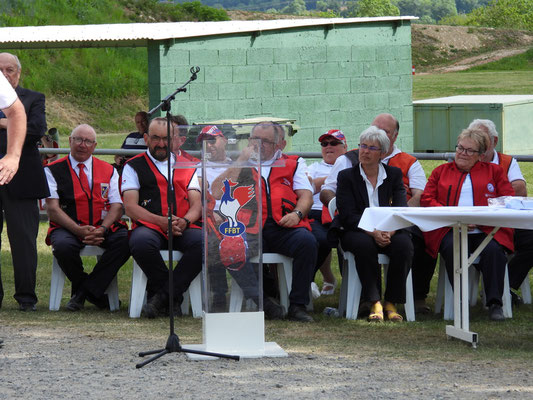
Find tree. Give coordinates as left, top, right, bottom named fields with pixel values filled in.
left=430, top=0, right=457, bottom=21
left=281, top=0, right=307, bottom=15
left=395, top=0, right=432, bottom=18
left=347, top=0, right=400, bottom=17
left=468, top=0, right=533, bottom=30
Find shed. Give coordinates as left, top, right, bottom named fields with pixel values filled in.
left=413, top=95, right=533, bottom=154
left=0, top=18, right=416, bottom=152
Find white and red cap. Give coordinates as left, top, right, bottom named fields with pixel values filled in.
left=196, top=125, right=224, bottom=143
left=318, top=129, right=346, bottom=144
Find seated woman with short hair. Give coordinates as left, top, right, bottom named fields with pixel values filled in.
left=335, top=126, right=413, bottom=322
left=421, top=127, right=514, bottom=321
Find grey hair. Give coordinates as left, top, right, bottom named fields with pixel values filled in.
left=0, top=52, right=21, bottom=70
left=457, top=128, right=488, bottom=154
left=359, top=125, right=390, bottom=155
left=468, top=119, right=498, bottom=143
left=70, top=124, right=96, bottom=138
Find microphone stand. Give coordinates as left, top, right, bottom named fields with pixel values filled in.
left=136, top=66, right=239, bottom=368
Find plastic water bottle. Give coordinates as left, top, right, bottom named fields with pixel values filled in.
left=323, top=307, right=339, bottom=317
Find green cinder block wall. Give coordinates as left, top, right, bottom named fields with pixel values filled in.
left=148, top=21, right=414, bottom=152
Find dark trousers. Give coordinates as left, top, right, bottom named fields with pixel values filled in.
left=309, top=210, right=332, bottom=274
left=411, top=227, right=438, bottom=301
left=262, top=218, right=317, bottom=306
left=129, top=226, right=202, bottom=304
left=340, top=230, right=413, bottom=304
left=508, top=229, right=533, bottom=290
left=50, top=227, right=130, bottom=298
left=0, top=188, right=39, bottom=305
left=440, top=231, right=506, bottom=307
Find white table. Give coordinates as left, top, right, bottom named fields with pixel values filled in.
left=358, top=206, right=533, bottom=347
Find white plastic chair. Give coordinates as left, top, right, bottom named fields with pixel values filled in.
left=328, top=197, right=415, bottom=321
left=435, top=258, right=513, bottom=320
left=128, top=250, right=202, bottom=318
left=520, top=274, right=531, bottom=304
left=49, top=245, right=119, bottom=311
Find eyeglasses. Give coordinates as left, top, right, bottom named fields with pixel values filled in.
left=359, top=143, right=381, bottom=152
left=71, top=137, right=96, bottom=146
left=455, top=145, right=480, bottom=156
left=250, top=137, right=276, bottom=146
left=321, top=141, right=342, bottom=147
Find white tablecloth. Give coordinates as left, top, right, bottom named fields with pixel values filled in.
left=358, top=206, right=533, bottom=232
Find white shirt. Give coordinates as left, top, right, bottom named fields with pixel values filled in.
left=490, top=151, right=524, bottom=183
left=197, top=157, right=232, bottom=210
left=45, top=155, right=122, bottom=204
left=0, top=74, right=17, bottom=109
left=321, top=145, right=426, bottom=194
left=359, top=163, right=387, bottom=208
left=121, top=150, right=200, bottom=193
left=260, top=150, right=313, bottom=194
left=457, top=174, right=482, bottom=234
left=307, top=160, right=334, bottom=210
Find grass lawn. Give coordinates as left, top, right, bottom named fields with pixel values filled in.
left=0, top=221, right=532, bottom=363
left=413, top=71, right=533, bottom=101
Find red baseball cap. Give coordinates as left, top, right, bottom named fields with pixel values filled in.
left=196, top=125, right=224, bottom=143
left=318, top=129, right=346, bottom=144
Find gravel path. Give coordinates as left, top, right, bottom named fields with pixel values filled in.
left=0, top=324, right=531, bottom=399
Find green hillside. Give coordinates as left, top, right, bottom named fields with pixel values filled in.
left=0, top=0, right=228, bottom=134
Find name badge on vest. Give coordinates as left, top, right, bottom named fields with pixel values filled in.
left=101, top=183, right=110, bottom=219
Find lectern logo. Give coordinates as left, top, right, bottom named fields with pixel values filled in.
left=218, top=179, right=254, bottom=237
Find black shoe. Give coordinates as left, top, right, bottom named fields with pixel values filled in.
left=66, top=291, right=86, bottom=311
left=510, top=291, right=523, bottom=308
left=263, top=297, right=283, bottom=320
left=288, top=304, right=314, bottom=323
left=488, top=304, right=505, bottom=321
left=86, top=293, right=110, bottom=310
left=19, top=302, right=37, bottom=312
left=142, top=292, right=168, bottom=319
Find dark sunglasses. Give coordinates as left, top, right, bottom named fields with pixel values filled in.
left=321, top=141, right=343, bottom=147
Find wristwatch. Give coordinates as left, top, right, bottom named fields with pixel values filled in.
left=101, top=226, right=109, bottom=237
left=182, top=217, right=191, bottom=228
left=293, top=209, right=304, bottom=220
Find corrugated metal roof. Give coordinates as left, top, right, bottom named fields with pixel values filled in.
left=414, top=95, right=533, bottom=105
left=0, top=17, right=415, bottom=49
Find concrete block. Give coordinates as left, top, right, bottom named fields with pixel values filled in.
left=233, top=66, right=260, bottom=83
left=234, top=98, right=263, bottom=117
left=247, top=48, right=274, bottom=65
left=190, top=49, right=219, bottom=66
left=206, top=100, right=235, bottom=120
left=339, top=62, right=363, bottom=78
left=300, top=79, right=325, bottom=96
left=298, top=112, right=326, bottom=128
left=218, top=83, right=246, bottom=100
left=298, top=46, right=327, bottom=62
left=219, top=49, right=247, bottom=65
left=351, top=77, right=376, bottom=93
left=260, top=64, right=287, bottom=81
left=288, top=97, right=315, bottom=114
left=339, top=94, right=365, bottom=111
left=313, top=63, right=340, bottom=79
left=326, top=78, right=352, bottom=94
left=246, top=81, right=273, bottom=99
left=204, top=66, right=233, bottom=83
left=364, top=92, right=390, bottom=110
left=273, top=80, right=300, bottom=97
left=261, top=97, right=290, bottom=115
left=327, top=46, right=352, bottom=62
left=287, top=64, right=313, bottom=80
left=314, top=95, right=341, bottom=112
left=363, top=61, right=389, bottom=77
left=352, top=47, right=376, bottom=62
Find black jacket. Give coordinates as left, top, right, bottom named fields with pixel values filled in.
left=0, top=86, right=49, bottom=199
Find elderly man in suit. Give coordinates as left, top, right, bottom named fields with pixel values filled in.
left=0, top=52, right=50, bottom=311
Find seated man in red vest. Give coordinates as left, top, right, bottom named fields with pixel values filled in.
left=211, top=122, right=317, bottom=322
left=469, top=118, right=531, bottom=304
left=122, top=117, right=202, bottom=318
left=45, top=124, right=130, bottom=311
left=320, top=113, right=431, bottom=314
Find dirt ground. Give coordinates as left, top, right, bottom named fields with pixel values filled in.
left=0, top=324, right=531, bottom=399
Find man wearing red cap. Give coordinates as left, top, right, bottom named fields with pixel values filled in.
left=308, top=129, right=347, bottom=296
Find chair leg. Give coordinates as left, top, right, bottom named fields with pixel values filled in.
left=469, top=267, right=480, bottom=307
left=502, top=264, right=512, bottom=318
left=344, top=252, right=361, bottom=320
left=105, top=276, right=120, bottom=312
left=434, top=259, right=445, bottom=314
left=338, top=262, right=348, bottom=317
left=520, top=274, right=531, bottom=304
left=129, top=261, right=148, bottom=318
left=404, top=269, right=416, bottom=322
left=276, top=261, right=291, bottom=316
left=49, top=257, right=66, bottom=311
left=187, top=274, right=203, bottom=318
